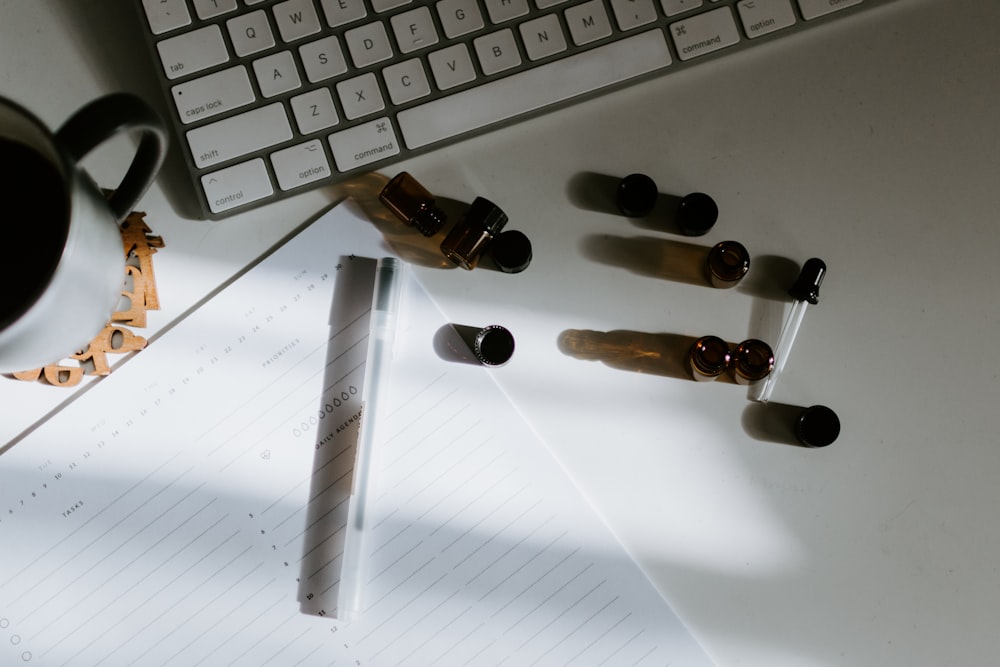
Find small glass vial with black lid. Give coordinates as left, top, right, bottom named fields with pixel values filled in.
left=379, top=172, right=446, bottom=236
left=688, top=335, right=731, bottom=381
left=441, top=197, right=508, bottom=270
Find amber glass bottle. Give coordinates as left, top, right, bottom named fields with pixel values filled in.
left=379, top=172, right=446, bottom=236
left=441, top=197, right=508, bottom=270
left=706, top=240, right=750, bottom=288
left=731, top=339, right=775, bottom=385
left=688, top=335, right=731, bottom=381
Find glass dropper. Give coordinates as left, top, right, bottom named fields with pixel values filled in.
left=750, top=258, right=827, bottom=403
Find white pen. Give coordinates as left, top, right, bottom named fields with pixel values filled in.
left=750, top=258, right=826, bottom=403
left=337, top=257, right=404, bottom=622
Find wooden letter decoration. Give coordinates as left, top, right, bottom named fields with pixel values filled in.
left=6, top=210, right=163, bottom=387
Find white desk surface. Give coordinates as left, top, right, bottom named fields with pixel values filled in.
left=2, top=0, right=999, bottom=664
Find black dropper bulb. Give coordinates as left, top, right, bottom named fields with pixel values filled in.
left=789, top=258, right=827, bottom=304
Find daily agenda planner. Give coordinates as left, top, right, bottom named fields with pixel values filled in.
left=0, top=200, right=711, bottom=665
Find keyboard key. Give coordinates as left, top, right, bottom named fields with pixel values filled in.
left=371, top=0, right=411, bottom=11
left=300, top=36, right=349, bottom=82
left=345, top=22, right=394, bottom=68
left=337, top=72, right=386, bottom=119
left=474, top=29, right=521, bottom=75
left=428, top=43, right=477, bottom=90
left=520, top=14, right=568, bottom=61
left=383, top=58, right=432, bottom=104
left=436, top=0, right=485, bottom=38
left=172, top=66, right=256, bottom=124
left=227, top=10, right=276, bottom=56
left=661, top=0, right=703, bottom=16
left=271, top=140, right=332, bottom=190
left=187, top=103, right=293, bottom=168
left=202, top=158, right=274, bottom=213
left=273, top=0, right=323, bottom=42
left=797, top=0, right=862, bottom=20
left=320, top=0, right=367, bottom=26
left=141, top=0, right=191, bottom=35
left=669, top=6, right=740, bottom=61
left=157, top=25, right=229, bottom=80
left=390, top=7, right=440, bottom=54
left=290, top=88, right=340, bottom=133
left=253, top=51, right=303, bottom=97
left=192, top=0, right=238, bottom=20
left=398, top=29, right=671, bottom=149
left=737, top=0, right=796, bottom=38
left=484, top=0, right=530, bottom=24
left=328, top=117, right=400, bottom=171
left=565, top=0, right=613, bottom=46
left=609, top=0, right=659, bottom=31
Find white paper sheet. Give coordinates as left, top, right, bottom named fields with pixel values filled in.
left=0, top=201, right=711, bottom=666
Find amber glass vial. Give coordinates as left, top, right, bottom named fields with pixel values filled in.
left=731, top=339, right=775, bottom=385
left=706, top=240, right=750, bottom=288
left=441, top=197, right=508, bottom=270
left=379, top=172, right=446, bottom=236
left=689, top=335, right=731, bottom=381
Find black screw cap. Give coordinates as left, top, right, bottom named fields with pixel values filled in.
left=615, top=173, right=658, bottom=217
left=676, top=192, right=718, bottom=236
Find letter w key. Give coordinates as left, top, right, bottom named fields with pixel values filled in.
left=273, top=0, right=322, bottom=41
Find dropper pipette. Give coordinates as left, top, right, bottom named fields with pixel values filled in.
left=750, top=258, right=826, bottom=403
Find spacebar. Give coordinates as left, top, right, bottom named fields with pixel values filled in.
left=397, top=29, right=672, bottom=149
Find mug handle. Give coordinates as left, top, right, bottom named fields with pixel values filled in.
left=55, top=92, right=168, bottom=222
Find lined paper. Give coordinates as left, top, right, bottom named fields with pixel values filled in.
left=0, top=201, right=711, bottom=665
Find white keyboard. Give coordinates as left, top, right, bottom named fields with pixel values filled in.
left=139, top=0, right=890, bottom=218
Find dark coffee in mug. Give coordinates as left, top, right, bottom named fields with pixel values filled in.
left=0, top=92, right=166, bottom=372
left=0, top=138, right=71, bottom=330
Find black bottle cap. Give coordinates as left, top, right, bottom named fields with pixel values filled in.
left=489, top=230, right=532, bottom=273
left=676, top=192, right=718, bottom=236
left=615, top=173, right=658, bottom=217
left=789, top=258, right=827, bottom=304
left=474, top=325, right=515, bottom=366
left=795, top=405, right=840, bottom=447
left=465, top=196, right=508, bottom=235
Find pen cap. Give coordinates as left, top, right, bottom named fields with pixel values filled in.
left=370, top=257, right=402, bottom=333
left=789, top=258, right=827, bottom=304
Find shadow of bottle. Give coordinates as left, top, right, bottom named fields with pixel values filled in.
left=742, top=402, right=840, bottom=448
left=557, top=328, right=750, bottom=384
left=567, top=171, right=690, bottom=235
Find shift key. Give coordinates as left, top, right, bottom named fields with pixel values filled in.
left=186, top=103, right=293, bottom=168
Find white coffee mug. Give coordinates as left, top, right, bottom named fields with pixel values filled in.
left=0, top=93, right=167, bottom=373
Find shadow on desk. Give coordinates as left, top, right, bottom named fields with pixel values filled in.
left=581, top=234, right=799, bottom=301
left=559, top=329, right=830, bottom=449
left=559, top=329, right=741, bottom=384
